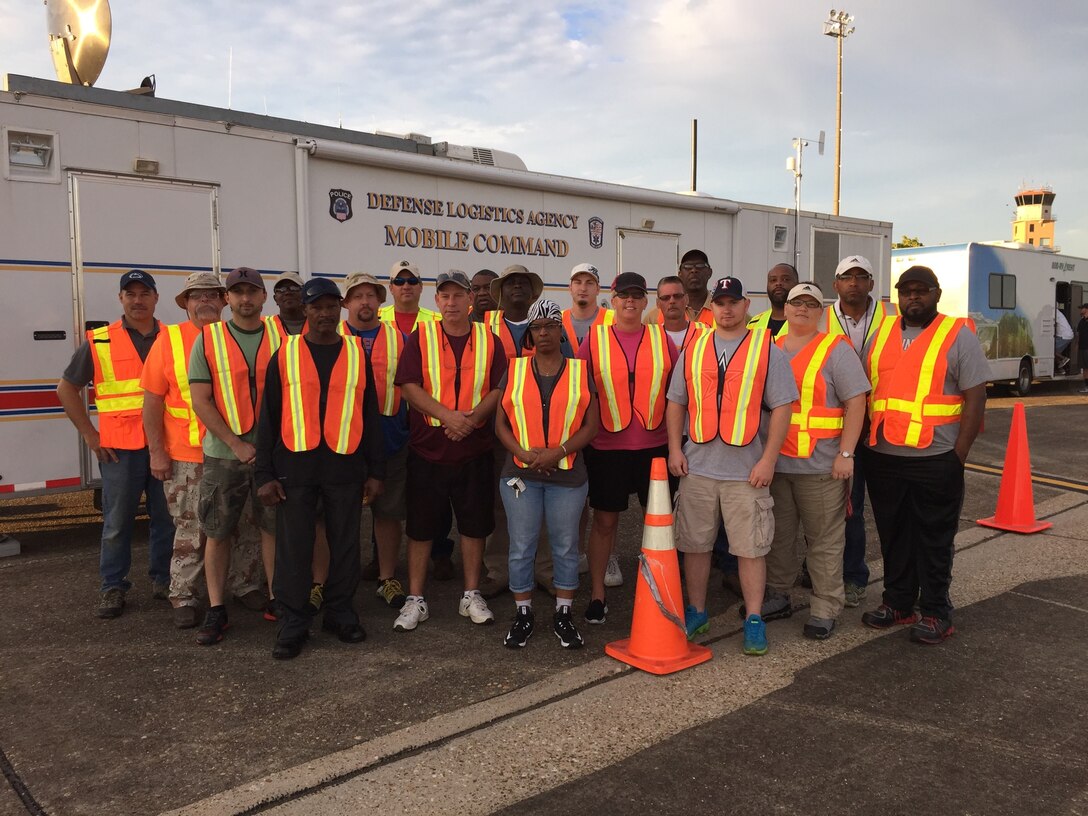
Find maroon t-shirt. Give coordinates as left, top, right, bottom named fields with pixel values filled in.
left=395, top=327, right=507, bottom=464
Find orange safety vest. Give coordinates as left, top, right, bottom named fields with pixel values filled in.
left=866, top=314, right=967, bottom=449
left=485, top=310, right=534, bottom=359
left=502, top=357, right=591, bottom=470
left=825, top=300, right=897, bottom=348
left=684, top=328, right=771, bottom=446
left=338, top=320, right=404, bottom=416
left=675, top=321, right=711, bottom=352
left=418, top=322, right=495, bottom=428
left=88, top=320, right=156, bottom=449
left=263, top=314, right=308, bottom=348
left=203, top=321, right=275, bottom=436
left=777, top=332, right=846, bottom=458
left=278, top=335, right=367, bottom=454
left=561, top=307, right=614, bottom=349
left=162, top=322, right=204, bottom=449
left=378, top=304, right=441, bottom=332
left=589, top=324, right=671, bottom=433
left=746, top=309, right=791, bottom=337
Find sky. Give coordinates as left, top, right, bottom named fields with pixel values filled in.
left=4, top=0, right=1088, bottom=257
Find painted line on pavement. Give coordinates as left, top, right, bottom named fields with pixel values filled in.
left=965, top=462, right=1088, bottom=495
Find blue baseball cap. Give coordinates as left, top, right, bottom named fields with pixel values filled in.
left=119, top=269, right=157, bottom=291
left=302, top=277, right=342, bottom=304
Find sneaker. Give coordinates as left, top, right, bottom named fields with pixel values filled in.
left=583, top=597, right=608, bottom=625
left=196, top=607, right=229, bottom=645
left=96, top=588, right=126, bottom=619
left=376, top=578, right=407, bottom=609
left=432, top=554, right=456, bottom=581
left=577, top=553, right=589, bottom=574
left=151, top=581, right=170, bottom=601
left=235, top=589, right=267, bottom=611
left=803, top=617, right=836, bottom=640
left=393, top=597, right=429, bottom=632
left=459, top=592, right=495, bottom=625
left=861, top=604, right=920, bottom=630
left=909, top=615, right=956, bottom=645
left=604, top=554, right=624, bottom=587
left=263, top=600, right=280, bottom=622
left=172, top=605, right=201, bottom=629
left=739, top=588, right=792, bottom=621
left=685, top=605, right=709, bottom=639
left=504, top=607, right=535, bottom=648
left=306, top=583, right=325, bottom=616
left=553, top=609, right=584, bottom=649
left=844, top=583, right=867, bottom=609
left=742, top=614, right=768, bottom=656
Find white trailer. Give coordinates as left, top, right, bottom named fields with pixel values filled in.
left=0, top=73, right=891, bottom=497
left=891, top=242, right=1087, bottom=395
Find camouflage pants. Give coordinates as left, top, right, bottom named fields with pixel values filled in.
left=164, top=460, right=262, bottom=607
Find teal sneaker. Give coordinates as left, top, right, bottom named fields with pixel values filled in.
left=743, top=614, right=768, bottom=656
left=685, top=605, right=709, bottom=639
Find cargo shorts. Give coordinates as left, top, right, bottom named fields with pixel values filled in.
left=674, top=473, right=775, bottom=559
left=198, top=455, right=276, bottom=540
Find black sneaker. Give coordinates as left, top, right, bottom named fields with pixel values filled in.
left=504, top=607, right=535, bottom=648
left=583, top=598, right=608, bottom=625
left=553, top=609, right=584, bottom=649
left=861, top=604, right=920, bottom=630
left=909, top=615, right=955, bottom=645
left=196, top=606, right=229, bottom=645
left=96, top=588, right=126, bottom=619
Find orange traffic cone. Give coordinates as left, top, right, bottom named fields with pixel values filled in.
left=605, top=458, right=712, bottom=675
left=977, top=401, right=1052, bottom=534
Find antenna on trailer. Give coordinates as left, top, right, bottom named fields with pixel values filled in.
left=45, top=0, right=112, bottom=87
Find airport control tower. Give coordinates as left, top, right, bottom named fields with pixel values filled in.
left=1012, top=186, right=1056, bottom=248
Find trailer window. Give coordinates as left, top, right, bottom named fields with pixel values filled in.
left=773, top=225, right=789, bottom=252
left=988, top=273, right=1016, bottom=309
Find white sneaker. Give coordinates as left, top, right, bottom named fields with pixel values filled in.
left=393, top=597, right=429, bottom=631
left=459, top=592, right=495, bottom=625
left=604, top=554, right=624, bottom=587
left=577, top=553, right=589, bottom=574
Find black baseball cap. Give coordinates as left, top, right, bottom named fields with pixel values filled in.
left=680, top=249, right=709, bottom=265
left=611, top=272, right=648, bottom=294
left=301, top=277, right=342, bottom=304
left=224, top=267, right=265, bottom=291
left=895, top=266, right=940, bottom=290
left=711, top=277, right=746, bottom=301
left=119, top=269, right=157, bottom=291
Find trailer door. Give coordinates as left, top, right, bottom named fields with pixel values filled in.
left=70, top=173, right=219, bottom=489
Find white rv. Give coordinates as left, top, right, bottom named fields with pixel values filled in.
left=0, top=73, right=891, bottom=497
left=891, top=242, right=1086, bottom=395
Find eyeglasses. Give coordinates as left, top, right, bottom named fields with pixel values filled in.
left=613, top=291, right=646, bottom=300
left=835, top=273, right=872, bottom=282
left=900, top=286, right=938, bottom=297
left=786, top=299, right=822, bottom=310
left=679, top=262, right=710, bottom=272
left=187, top=290, right=222, bottom=301
left=274, top=284, right=301, bottom=293
left=529, top=322, right=560, bottom=333
left=658, top=293, right=686, bottom=301
left=391, top=277, right=421, bottom=286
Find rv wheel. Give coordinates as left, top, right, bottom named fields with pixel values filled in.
left=1012, top=359, right=1033, bottom=397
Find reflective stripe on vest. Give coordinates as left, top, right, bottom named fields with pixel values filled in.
left=338, top=321, right=403, bottom=416
left=866, top=315, right=966, bottom=449
left=418, top=322, right=493, bottom=428
left=204, top=322, right=273, bottom=435
left=378, top=305, right=441, bottom=332
left=486, top=310, right=533, bottom=359
left=825, top=300, right=898, bottom=348
left=589, top=324, right=670, bottom=433
left=88, top=320, right=150, bottom=448
left=502, top=358, right=590, bottom=470
left=561, top=307, right=614, bottom=349
left=279, top=335, right=367, bottom=454
left=746, top=309, right=790, bottom=337
left=263, top=315, right=308, bottom=351
left=778, top=332, right=845, bottom=458
left=685, top=328, right=771, bottom=446
left=164, top=323, right=202, bottom=447
left=680, top=321, right=711, bottom=351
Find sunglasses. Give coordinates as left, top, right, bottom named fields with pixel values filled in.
left=391, top=277, right=421, bottom=286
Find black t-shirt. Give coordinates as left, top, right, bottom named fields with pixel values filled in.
left=1078, top=317, right=1088, bottom=351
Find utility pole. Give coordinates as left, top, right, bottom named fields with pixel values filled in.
left=824, top=10, right=855, bottom=216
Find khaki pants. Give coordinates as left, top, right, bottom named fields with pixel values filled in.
left=767, top=472, right=848, bottom=620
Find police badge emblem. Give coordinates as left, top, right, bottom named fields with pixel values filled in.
left=588, top=216, right=604, bottom=249
left=329, top=189, right=353, bottom=222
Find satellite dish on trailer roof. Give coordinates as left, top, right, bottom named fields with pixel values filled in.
left=45, top=0, right=112, bottom=87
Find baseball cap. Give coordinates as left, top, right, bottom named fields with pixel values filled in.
left=388, top=260, right=421, bottom=281
left=680, top=249, right=709, bottom=265
left=611, top=272, right=648, bottom=294
left=786, top=282, right=825, bottom=303
left=174, top=272, right=225, bottom=309
left=301, top=277, right=342, bottom=304
left=435, top=269, right=471, bottom=291
left=119, top=269, right=157, bottom=291
left=223, top=267, right=265, bottom=291
left=273, top=271, right=304, bottom=290
left=895, top=265, right=940, bottom=290
left=834, top=255, right=874, bottom=279
left=710, top=277, right=746, bottom=301
left=342, top=272, right=387, bottom=303
left=570, top=262, right=600, bottom=281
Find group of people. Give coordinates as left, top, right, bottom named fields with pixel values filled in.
left=58, top=247, right=990, bottom=659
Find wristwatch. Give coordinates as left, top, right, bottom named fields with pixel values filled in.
left=838, top=451, right=854, bottom=459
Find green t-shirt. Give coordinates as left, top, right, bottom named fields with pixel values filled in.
left=188, top=320, right=266, bottom=459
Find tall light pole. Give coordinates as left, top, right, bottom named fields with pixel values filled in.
left=824, top=9, right=855, bottom=216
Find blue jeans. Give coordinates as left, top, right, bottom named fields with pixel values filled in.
left=499, top=477, right=587, bottom=594
left=842, top=460, right=871, bottom=587
left=99, top=448, right=174, bottom=592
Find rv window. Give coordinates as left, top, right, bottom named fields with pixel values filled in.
left=813, top=231, right=840, bottom=293
left=988, top=273, right=1016, bottom=309
left=773, top=225, right=789, bottom=252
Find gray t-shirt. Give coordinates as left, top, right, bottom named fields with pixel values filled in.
left=188, top=320, right=267, bottom=458
left=867, top=324, right=991, bottom=457
left=569, top=315, right=595, bottom=345
left=667, top=334, right=798, bottom=481
left=773, top=339, right=871, bottom=474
